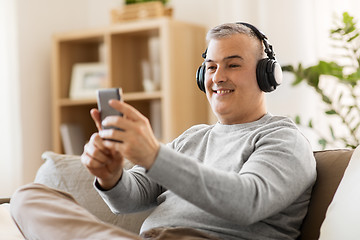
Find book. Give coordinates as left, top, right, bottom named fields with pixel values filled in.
left=60, top=123, right=86, bottom=155
left=150, top=100, right=162, bottom=139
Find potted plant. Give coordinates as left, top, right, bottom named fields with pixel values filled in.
left=282, top=12, right=360, bottom=149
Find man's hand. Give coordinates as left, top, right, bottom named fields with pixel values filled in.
left=99, top=100, right=160, bottom=170
left=81, top=132, right=124, bottom=190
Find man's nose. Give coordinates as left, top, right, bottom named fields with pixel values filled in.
left=212, top=67, right=226, bottom=84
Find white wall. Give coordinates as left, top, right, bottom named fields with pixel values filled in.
left=4, top=0, right=360, bottom=195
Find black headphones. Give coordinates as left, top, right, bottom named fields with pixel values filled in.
left=196, top=22, right=282, bottom=93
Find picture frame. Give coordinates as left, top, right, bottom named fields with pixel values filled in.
left=69, top=63, right=108, bottom=99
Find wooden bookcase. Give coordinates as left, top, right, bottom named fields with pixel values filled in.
left=51, top=18, right=209, bottom=154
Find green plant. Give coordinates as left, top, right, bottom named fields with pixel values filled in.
left=125, top=0, right=169, bottom=5
left=282, top=12, right=360, bottom=149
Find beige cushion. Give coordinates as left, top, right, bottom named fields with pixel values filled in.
left=319, top=146, right=360, bottom=240
left=299, top=148, right=354, bottom=240
left=34, top=151, right=150, bottom=233
left=0, top=203, right=24, bottom=240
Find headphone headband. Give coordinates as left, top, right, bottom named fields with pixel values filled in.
left=237, top=22, right=275, bottom=60
left=201, top=22, right=275, bottom=60
left=236, top=22, right=267, bottom=40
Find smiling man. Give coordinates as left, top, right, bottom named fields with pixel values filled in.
left=11, top=23, right=317, bottom=240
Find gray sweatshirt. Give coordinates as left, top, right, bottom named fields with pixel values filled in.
left=97, top=113, right=317, bottom=240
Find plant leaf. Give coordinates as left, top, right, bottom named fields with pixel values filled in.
left=325, top=110, right=337, bottom=115
left=347, top=32, right=359, bottom=42
left=318, top=138, right=327, bottom=149
left=322, top=95, right=332, bottom=104
left=329, top=125, right=335, bottom=139
left=308, top=119, right=313, bottom=128
left=352, top=122, right=360, bottom=133
left=281, top=65, right=294, bottom=72
left=338, top=92, right=343, bottom=102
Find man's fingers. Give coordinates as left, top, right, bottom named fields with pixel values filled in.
left=99, top=129, right=125, bottom=143
left=101, top=114, right=136, bottom=133
left=81, top=149, right=106, bottom=169
left=108, top=100, right=145, bottom=122
left=90, top=108, right=102, bottom=131
left=84, top=133, right=112, bottom=166
left=89, top=133, right=111, bottom=154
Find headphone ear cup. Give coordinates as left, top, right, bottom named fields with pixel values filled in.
left=256, top=58, right=281, bottom=92
left=196, top=64, right=206, bottom=93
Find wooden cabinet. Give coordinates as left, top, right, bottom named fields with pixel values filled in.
left=52, top=18, right=208, bottom=154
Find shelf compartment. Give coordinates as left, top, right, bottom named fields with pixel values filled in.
left=59, top=104, right=98, bottom=153
left=109, top=28, right=161, bottom=93
left=55, top=35, right=106, bottom=99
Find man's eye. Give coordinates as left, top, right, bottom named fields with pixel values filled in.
left=207, top=66, right=216, bottom=71
left=229, top=64, right=240, bottom=68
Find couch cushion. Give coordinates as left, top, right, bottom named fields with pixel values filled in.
left=299, top=148, right=354, bottom=240
left=319, top=146, right=360, bottom=239
left=34, top=151, right=151, bottom=234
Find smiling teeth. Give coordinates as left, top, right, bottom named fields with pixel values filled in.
left=216, top=90, right=232, bottom=94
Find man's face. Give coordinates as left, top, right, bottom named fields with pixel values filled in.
left=204, top=33, right=266, bottom=124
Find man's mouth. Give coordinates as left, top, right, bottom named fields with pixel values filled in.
left=213, top=89, right=234, bottom=94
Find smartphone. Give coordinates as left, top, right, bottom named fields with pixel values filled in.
left=97, top=88, right=123, bottom=129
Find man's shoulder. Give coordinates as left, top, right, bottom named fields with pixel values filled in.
left=185, top=124, right=214, bottom=132
left=168, top=124, right=214, bottom=147
left=264, top=114, right=298, bottom=129
left=257, top=114, right=305, bottom=139
left=261, top=114, right=312, bottom=145
left=179, top=124, right=215, bottom=139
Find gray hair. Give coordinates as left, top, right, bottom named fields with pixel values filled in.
left=206, top=23, right=255, bottom=40
left=206, top=23, right=265, bottom=58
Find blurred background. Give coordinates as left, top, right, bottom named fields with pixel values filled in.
left=1, top=0, right=359, bottom=196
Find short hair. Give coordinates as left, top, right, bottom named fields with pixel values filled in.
left=206, top=23, right=265, bottom=59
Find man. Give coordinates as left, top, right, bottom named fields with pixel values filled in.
left=11, top=23, right=316, bottom=240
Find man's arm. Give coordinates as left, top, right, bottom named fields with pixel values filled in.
left=146, top=127, right=316, bottom=225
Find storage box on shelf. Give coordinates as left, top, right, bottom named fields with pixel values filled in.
left=52, top=18, right=208, bottom=154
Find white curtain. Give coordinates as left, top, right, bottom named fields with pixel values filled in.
left=0, top=0, right=22, bottom=196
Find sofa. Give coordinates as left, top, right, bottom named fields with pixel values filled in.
left=1, top=146, right=359, bottom=240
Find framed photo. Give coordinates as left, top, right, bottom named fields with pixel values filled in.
left=69, top=63, right=108, bottom=99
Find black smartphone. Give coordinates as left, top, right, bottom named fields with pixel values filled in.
left=97, top=88, right=123, bottom=129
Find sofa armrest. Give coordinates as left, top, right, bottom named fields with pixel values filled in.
left=34, top=151, right=151, bottom=234
left=299, top=149, right=354, bottom=240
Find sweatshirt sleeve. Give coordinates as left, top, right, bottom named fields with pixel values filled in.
left=146, top=127, right=316, bottom=225
left=95, top=165, right=165, bottom=214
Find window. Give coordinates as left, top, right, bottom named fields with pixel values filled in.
left=0, top=0, right=22, bottom=196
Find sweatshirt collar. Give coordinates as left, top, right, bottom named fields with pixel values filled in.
left=213, top=113, right=272, bottom=133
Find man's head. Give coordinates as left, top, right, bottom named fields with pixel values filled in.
left=199, top=23, right=281, bottom=124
